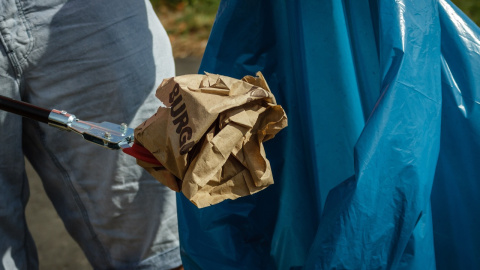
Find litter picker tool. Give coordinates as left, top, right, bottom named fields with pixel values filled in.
left=0, top=95, right=134, bottom=150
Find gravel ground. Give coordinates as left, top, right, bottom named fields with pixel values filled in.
left=24, top=57, right=201, bottom=270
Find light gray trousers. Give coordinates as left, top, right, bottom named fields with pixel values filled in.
left=0, top=0, right=180, bottom=269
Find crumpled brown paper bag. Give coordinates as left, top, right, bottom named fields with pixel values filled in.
left=134, top=72, right=287, bottom=208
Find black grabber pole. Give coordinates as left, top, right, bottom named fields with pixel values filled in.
left=0, top=95, right=50, bottom=123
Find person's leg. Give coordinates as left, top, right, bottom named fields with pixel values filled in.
left=20, top=0, right=180, bottom=268
left=0, top=8, right=38, bottom=268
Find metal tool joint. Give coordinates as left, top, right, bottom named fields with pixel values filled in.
left=48, top=109, right=76, bottom=130
left=47, top=109, right=134, bottom=150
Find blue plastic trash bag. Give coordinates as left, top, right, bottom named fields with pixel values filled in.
left=176, top=0, right=480, bottom=269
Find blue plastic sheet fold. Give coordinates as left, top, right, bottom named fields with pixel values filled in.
left=176, top=0, right=480, bottom=269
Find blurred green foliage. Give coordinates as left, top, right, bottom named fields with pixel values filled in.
left=151, top=0, right=219, bottom=14
left=149, top=0, right=221, bottom=57
left=150, top=0, right=220, bottom=38
left=452, top=0, right=480, bottom=25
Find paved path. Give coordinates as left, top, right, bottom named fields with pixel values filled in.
left=24, top=57, right=201, bottom=269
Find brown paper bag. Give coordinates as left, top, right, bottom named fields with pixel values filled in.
left=135, top=72, right=287, bottom=208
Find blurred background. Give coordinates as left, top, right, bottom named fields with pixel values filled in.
left=152, top=0, right=221, bottom=58
left=24, top=0, right=479, bottom=269
left=452, top=0, right=480, bottom=25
